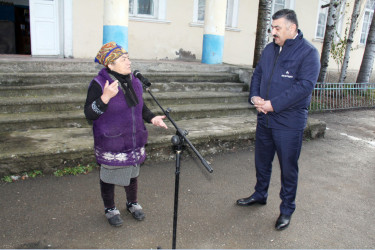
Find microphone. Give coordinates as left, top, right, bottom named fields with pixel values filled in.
left=133, top=70, right=152, bottom=87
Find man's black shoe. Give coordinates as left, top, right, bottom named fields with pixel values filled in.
left=236, top=195, right=267, bottom=206
left=275, top=214, right=291, bottom=230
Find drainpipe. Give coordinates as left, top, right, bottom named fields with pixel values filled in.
left=103, top=0, right=129, bottom=50
left=201, top=0, right=227, bottom=64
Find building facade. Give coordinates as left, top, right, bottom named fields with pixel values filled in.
left=1, top=0, right=374, bottom=74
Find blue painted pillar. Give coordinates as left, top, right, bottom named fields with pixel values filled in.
left=202, top=0, right=227, bottom=64
left=103, top=0, right=129, bottom=50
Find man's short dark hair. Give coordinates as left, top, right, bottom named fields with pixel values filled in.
left=272, top=9, right=299, bottom=29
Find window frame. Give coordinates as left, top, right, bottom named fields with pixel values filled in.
left=360, top=0, right=375, bottom=44
left=191, top=0, right=240, bottom=30
left=192, top=0, right=205, bottom=24
left=129, top=0, right=168, bottom=22
left=271, top=0, right=295, bottom=15
left=315, top=0, right=331, bottom=40
left=334, top=0, right=347, bottom=42
left=314, top=0, right=347, bottom=41
left=226, top=0, right=239, bottom=28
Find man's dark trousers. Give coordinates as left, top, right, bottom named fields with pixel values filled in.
left=253, top=122, right=304, bottom=216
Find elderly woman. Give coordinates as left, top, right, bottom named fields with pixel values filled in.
left=84, top=42, right=167, bottom=227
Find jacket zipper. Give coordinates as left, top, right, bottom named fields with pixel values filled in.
left=265, top=49, right=281, bottom=126
left=132, top=107, right=137, bottom=160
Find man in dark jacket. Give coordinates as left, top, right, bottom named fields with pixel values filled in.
left=236, top=9, right=320, bottom=230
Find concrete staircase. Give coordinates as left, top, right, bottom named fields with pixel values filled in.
left=0, top=58, right=326, bottom=177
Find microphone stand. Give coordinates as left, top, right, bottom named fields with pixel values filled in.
left=142, top=82, right=213, bottom=249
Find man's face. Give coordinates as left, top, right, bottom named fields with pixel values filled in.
left=108, top=54, right=131, bottom=75
left=271, top=17, right=296, bottom=47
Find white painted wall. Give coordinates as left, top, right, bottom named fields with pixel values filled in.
left=71, top=0, right=370, bottom=72
left=72, top=0, right=103, bottom=58
left=63, top=0, right=73, bottom=58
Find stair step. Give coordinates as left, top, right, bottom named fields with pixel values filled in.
left=0, top=111, right=87, bottom=132
left=143, top=72, right=240, bottom=83
left=0, top=83, right=88, bottom=97
left=0, top=115, right=326, bottom=177
left=0, top=72, right=96, bottom=86
left=0, top=81, right=245, bottom=97
left=149, top=103, right=255, bottom=120
left=146, top=81, right=245, bottom=93
left=0, top=59, right=242, bottom=73
left=0, top=91, right=249, bottom=114
left=0, top=95, right=85, bottom=113
left=0, top=59, right=102, bottom=73
left=0, top=72, right=239, bottom=86
left=0, top=103, right=255, bottom=132
left=144, top=91, right=248, bottom=106
left=0, top=115, right=258, bottom=176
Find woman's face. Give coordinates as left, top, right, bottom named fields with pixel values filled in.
left=108, top=54, right=131, bottom=75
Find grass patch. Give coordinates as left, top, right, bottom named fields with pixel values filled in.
left=1, top=170, right=43, bottom=183
left=53, top=164, right=94, bottom=177
left=1, top=176, right=13, bottom=183
left=1, top=164, right=95, bottom=183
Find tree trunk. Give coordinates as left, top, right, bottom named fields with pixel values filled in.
left=356, top=3, right=375, bottom=83
left=252, top=0, right=272, bottom=68
left=339, top=0, right=361, bottom=83
left=318, top=0, right=342, bottom=83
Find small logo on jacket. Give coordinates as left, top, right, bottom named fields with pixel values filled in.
left=281, top=71, right=294, bottom=78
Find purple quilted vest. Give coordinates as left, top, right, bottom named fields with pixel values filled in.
left=91, top=68, right=148, bottom=166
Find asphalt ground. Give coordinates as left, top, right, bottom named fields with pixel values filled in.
left=0, top=109, right=374, bottom=249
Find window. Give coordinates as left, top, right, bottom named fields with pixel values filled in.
left=197, top=0, right=205, bottom=23
left=334, top=0, right=347, bottom=41
left=129, top=0, right=155, bottom=17
left=192, top=0, right=239, bottom=28
left=129, top=0, right=166, bottom=20
left=271, top=0, right=295, bottom=15
left=226, top=0, right=239, bottom=28
left=273, top=0, right=286, bottom=14
left=315, top=0, right=347, bottom=40
left=315, top=0, right=331, bottom=39
left=360, top=0, right=375, bottom=44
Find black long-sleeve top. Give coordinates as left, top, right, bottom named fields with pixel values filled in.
left=84, top=74, right=155, bottom=123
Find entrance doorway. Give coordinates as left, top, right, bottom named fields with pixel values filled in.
left=0, top=0, right=72, bottom=57
left=0, top=0, right=31, bottom=55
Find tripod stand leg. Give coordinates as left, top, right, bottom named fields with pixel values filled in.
left=172, top=148, right=181, bottom=249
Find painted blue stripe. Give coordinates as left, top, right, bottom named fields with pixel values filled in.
left=103, top=25, right=128, bottom=51
left=202, top=34, right=224, bottom=64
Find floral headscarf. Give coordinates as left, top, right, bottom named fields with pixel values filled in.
left=95, top=42, right=127, bottom=67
